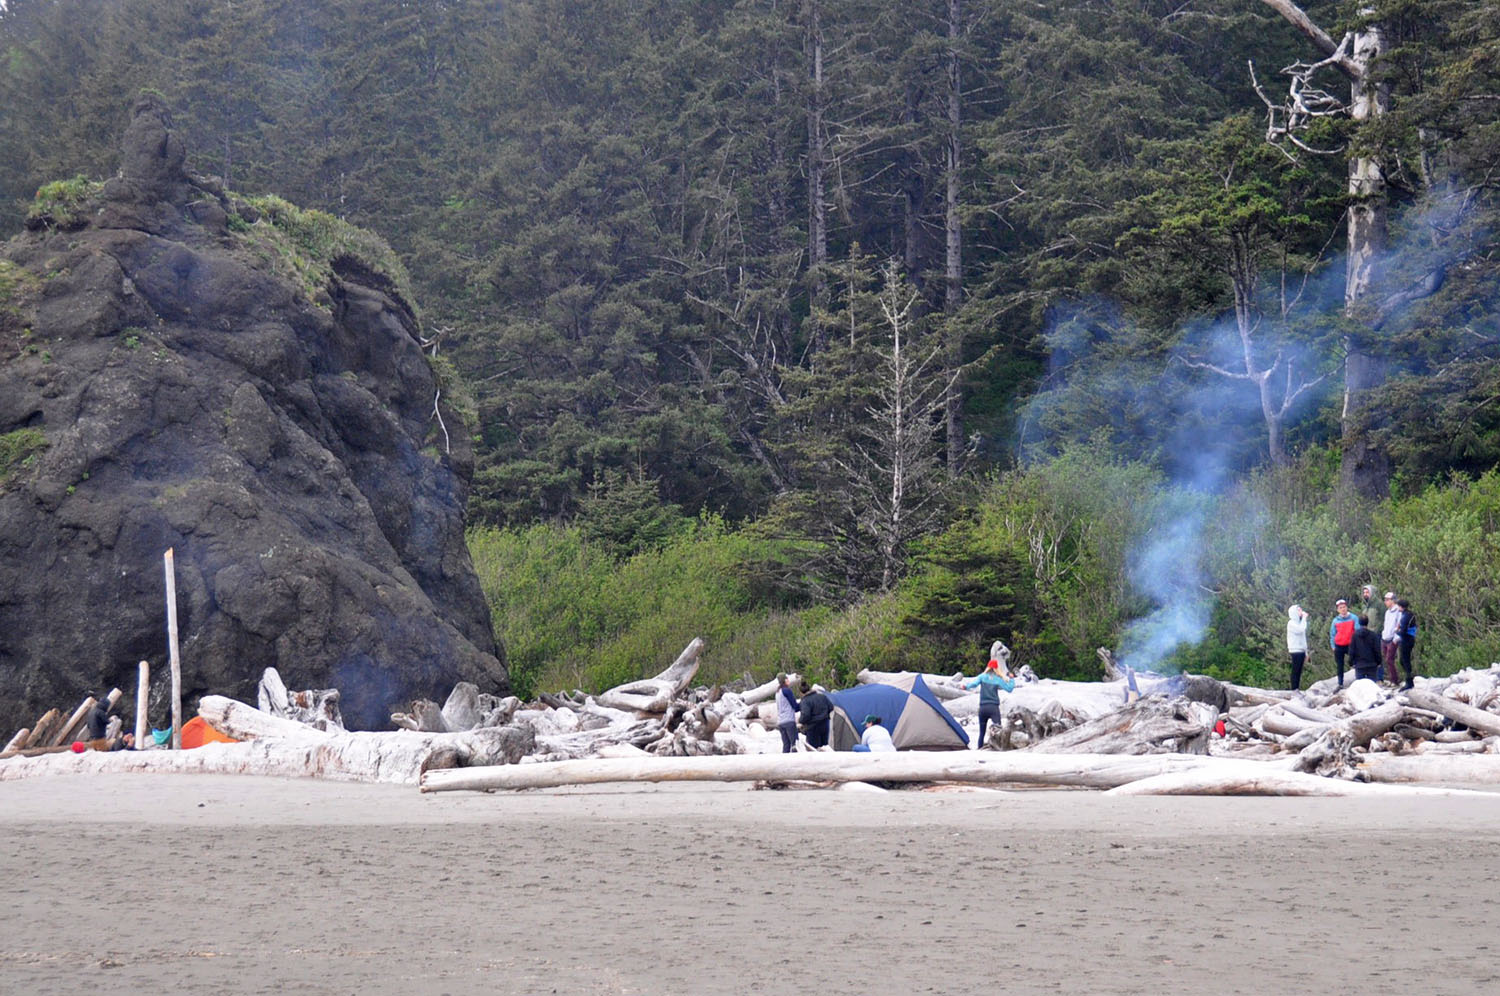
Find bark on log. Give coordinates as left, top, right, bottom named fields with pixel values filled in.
left=22, top=709, right=61, bottom=749
left=420, top=751, right=1260, bottom=793
left=1404, top=689, right=1500, bottom=739
left=596, top=638, right=705, bottom=713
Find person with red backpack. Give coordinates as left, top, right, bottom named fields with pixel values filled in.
left=1329, top=599, right=1361, bottom=687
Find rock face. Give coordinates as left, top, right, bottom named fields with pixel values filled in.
left=0, top=95, right=507, bottom=731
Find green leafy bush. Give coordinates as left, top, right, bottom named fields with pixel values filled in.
left=27, top=177, right=102, bottom=230
left=239, top=194, right=418, bottom=320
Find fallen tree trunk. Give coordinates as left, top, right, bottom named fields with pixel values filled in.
left=420, top=750, right=1264, bottom=793
left=1359, top=753, right=1500, bottom=785
left=2, top=727, right=30, bottom=754
left=1293, top=700, right=1406, bottom=776
left=857, top=669, right=968, bottom=701
left=21, top=709, right=61, bottom=749
left=1282, top=700, right=1405, bottom=753
left=1405, top=688, right=1500, bottom=739
left=1107, top=763, right=1484, bottom=797
left=596, top=638, right=705, bottom=713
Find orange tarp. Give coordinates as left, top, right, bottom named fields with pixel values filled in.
left=180, top=715, right=238, bottom=749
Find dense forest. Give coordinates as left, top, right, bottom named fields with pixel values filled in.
left=3, top=0, right=1498, bottom=696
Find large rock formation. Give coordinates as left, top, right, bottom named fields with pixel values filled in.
left=0, top=95, right=506, bottom=731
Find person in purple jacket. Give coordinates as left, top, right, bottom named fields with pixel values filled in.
left=775, top=673, right=800, bottom=753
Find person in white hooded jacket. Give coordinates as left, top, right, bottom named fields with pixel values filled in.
left=1286, top=604, right=1309, bottom=691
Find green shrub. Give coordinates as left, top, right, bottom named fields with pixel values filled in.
left=27, top=177, right=102, bottom=230
left=0, top=427, right=47, bottom=483
left=238, top=194, right=419, bottom=320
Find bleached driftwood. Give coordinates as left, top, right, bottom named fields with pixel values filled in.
left=256, top=667, right=344, bottom=731
left=1359, top=753, right=1500, bottom=785
left=738, top=672, right=803, bottom=706
left=857, top=669, right=969, bottom=701
left=1405, top=688, right=1500, bottom=739
left=1027, top=697, right=1218, bottom=755
left=420, top=750, right=1257, bottom=793
left=596, top=638, right=705, bottom=713
left=1107, top=764, right=1483, bottom=797
left=193, top=695, right=534, bottom=782
left=2, top=727, right=30, bottom=754
left=51, top=696, right=99, bottom=747
left=1292, top=700, right=1406, bottom=776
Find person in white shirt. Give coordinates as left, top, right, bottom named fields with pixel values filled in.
left=1380, top=591, right=1401, bottom=684
left=853, top=715, right=896, bottom=752
left=1286, top=604, right=1309, bottom=690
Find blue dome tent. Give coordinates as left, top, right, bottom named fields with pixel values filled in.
left=825, top=674, right=969, bottom=751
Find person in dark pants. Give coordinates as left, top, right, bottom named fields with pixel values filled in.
left=1396, top=598, right=1418, bottom=690
left=963, top=657, right=1015, bottom=749
left=1329, top=599, right=1360, bottom=687
left=774, top=673, right=800, bottom=753
left=1350, top=614, right=1383, bottom=682
left=797, top=681, right=832, bottom=749
left=1286, top=604, right=1309, bottom=691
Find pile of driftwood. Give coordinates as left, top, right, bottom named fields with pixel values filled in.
left=1, top=688, right=124, bottom=758
left=8, top=636, right=1500, bottom=796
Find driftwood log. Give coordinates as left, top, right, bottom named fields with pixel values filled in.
left=596, top=637, right=705, bottom=713
left=1026, top=697, right=1218, bottom=755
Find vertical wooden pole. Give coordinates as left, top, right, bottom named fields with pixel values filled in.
left=165, top=548, right=182, bottom=750
left=135, top=660, right=149, bottom=747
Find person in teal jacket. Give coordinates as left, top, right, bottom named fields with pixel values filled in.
left=964, top=657, right=1015, bottom=749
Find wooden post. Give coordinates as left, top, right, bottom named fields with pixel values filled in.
left=135, top=660, right=149, bottom=747
left=165, top=548, right=182, bottom=750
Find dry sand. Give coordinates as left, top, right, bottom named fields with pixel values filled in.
left=3, top=773, right=1499, bottom=995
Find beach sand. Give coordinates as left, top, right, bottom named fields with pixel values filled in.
left=2, top=773, right=1498, bottom=995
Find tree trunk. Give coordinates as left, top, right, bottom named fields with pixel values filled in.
left=1340, top=19, right=1391, bottom=497
left=804, top=0, right=828, bottom=339
left=421, top=750, right=1245, bottom=793
left=942, top=0, right=964, bottom=474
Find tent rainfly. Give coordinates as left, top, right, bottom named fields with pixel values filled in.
left=826, top=674, right=969, bottom=751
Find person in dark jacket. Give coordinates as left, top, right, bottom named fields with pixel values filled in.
left=797, top=681, right=833, bottom=749
left=963, top=657, right=1015, bottom=749
left=84, top=694, right=113, bottom=740
left=1349, top=614, right=1383, bottom=682
left=1396, top=598, right=1418, bottom=690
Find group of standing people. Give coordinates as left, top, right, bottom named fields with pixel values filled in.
left=775, top=673, right=833, bottom=752
left=1286, top=584, right=1418, bottom=692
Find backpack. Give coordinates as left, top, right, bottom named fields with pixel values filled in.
left=1405, top=613, right=1418, bottom=638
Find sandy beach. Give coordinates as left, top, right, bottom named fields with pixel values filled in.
left=3, top=773, right=1499, bottom=995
